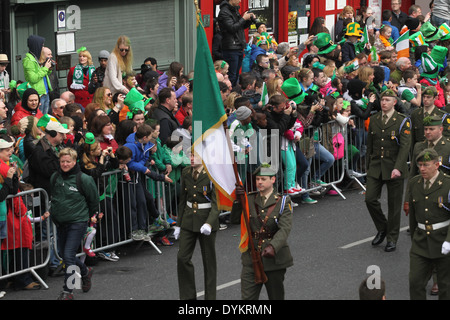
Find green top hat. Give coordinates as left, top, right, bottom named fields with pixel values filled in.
left=314, top=33, right=337, bottom=55
left=17, top=82, right=31, bottom=99
left=281, top=78, right=307, bottom=105
left=124, top=87, right=151, bottom=110
left=420, top=53, right=439, bottom=79
left=440, top=23, right=450, bottom=41
left=430, top=45, right=448, bottom=68
left=423, top=115, right=442, bottom=126
left=416, top=148, right=439, bottom=163
left=420, top=22, right=441, bottom=42
left=84, top=132, right=96, bottom=145
left=253, top=163, right=277, bottom=176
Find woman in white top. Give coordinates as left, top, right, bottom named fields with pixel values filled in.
left=104, top=35, right=134, bottom=95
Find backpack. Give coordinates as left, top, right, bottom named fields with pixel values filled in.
left=332, top=132, right=345, bottom=160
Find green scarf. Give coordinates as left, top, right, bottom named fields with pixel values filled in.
left=72, top=64, right=95, bottom=88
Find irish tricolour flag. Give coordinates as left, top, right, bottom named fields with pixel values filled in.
left=395, top=30, right=410, bottom=59
left=192, top=11, right=237, bottom=211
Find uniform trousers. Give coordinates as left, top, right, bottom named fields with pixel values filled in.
left=409, top=251, right=450, bottom=300
left=177, top=228, right=217, bottom=300
left=241, top=265, right=287, bottom=300
left=365, top=176, right=404, bottom=243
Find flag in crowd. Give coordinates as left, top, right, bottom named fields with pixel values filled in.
left=395, top=30, right=410, bottom=59
left=191, top=11, right=237, bottom=211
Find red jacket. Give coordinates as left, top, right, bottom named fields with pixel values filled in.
left=10, top=102, right=43, bottom=127
left=0, top=160, right=33, bottom=250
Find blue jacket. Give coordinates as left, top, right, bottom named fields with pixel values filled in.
left=250, top=45, right=267, bottom=68
left=382, top=21, right=400, bottom=42
left=124, top=132, right=154, bottom=174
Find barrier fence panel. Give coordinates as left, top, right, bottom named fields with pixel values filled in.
left=0, top=188, right=51, bottom=289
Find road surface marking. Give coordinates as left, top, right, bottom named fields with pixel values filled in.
left=339, top=226, right=409, bottom=249
left=197, top=279, right=241, bottom=298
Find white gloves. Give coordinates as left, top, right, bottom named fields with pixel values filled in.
left=173, top=226, right=180, bottom=240
left=200, top=223, right=212, bottom=236
left=442, top=241, right=450, bottom=255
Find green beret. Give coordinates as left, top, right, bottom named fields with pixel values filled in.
left=380, top=89, right=397, bottom=98
left=253, top=163, right=277, bottom=176
left=416, top=148, right=439, bottom=162
left=422, top=86, right=438, bottom=97
left=423, top=115, right=442, bottom=126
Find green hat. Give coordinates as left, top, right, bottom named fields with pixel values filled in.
left=9, top=80, right=17, bottom=90
left=17, top=82, right=31, bottom=99
left=314, top=33, right=337, bottom=55
left=423, top=115, right=442, bottom=126
left=380, top=89, right=397, bottom=98
left=420, top=22, right=441, bottom=42
left=281, top=78, right=307, bottom=105
left=420, top=53, right=439, bottom=79
left=440, top=23, right=450, bottom=41
left=253, top=163, right=277, bottom=176
left=342, top=100, right=350, bottom=110
left=343, top=59, right=359, bottom=73
left=124, top=87, right=151, bottom=110
left=422, top=86, right=438, bottom=97
left=36, top=114, right=70, bottom=134
left=430, top=45, right=448, bottom=68
left=416, top=148, right=439, bottom=163
left=84, top=132, right=96, bottom=144
left=312, top=61, right=325, bottom=70
left=409, top=31, right=428, bottom=52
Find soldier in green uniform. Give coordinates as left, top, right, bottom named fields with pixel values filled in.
left=409, top=87, right=450, bottom=151
left=231, top=163, right=294, bottom=300
left=408, top=149, right=450, bottom=300
left=404, top=115, right=450, bottom=215
left=365, top=89, right=411, bottom=252
left=174, top=152, right=220, bottom=300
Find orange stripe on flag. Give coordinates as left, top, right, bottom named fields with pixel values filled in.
left=238, top=192, right=250, bottom=253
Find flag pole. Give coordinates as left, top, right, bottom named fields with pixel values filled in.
left=223, top=121, right=268, bottom=284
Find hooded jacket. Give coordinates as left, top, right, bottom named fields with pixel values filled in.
left=23, top=35, right=52, bottom=95
left=217, top=0, right=253, bottom=51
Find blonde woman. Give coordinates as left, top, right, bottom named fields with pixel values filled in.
left=358, top=66, right=375, bottom=89
left=335, top=6, right=355, bottom=42
left=67, top=48, right=96, bottom=108
left=266, top=77, right=283, bottom=99
left=92, top=87, right=114, bottom=112
left=104, top=35, right=134, bottom=95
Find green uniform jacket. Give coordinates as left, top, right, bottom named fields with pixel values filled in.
left=409, top=137, right=450, bottom=178
left=177, top=166, right=219, bottom=232
left=50, top=170, right=100, bottom=226
left=410, top=107, right=450, bottom=147
left=230, top=190, right=294, bottom=272
left=22, top=53, right=52, bottom=95
left=408, top=172, right=450, bottom=259
left=366, top=110, right=411, bottom=180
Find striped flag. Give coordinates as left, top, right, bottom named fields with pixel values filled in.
left=395, top=30, right=410, bottom=59
left=356, top=25, right=369, bottom=53
left=260, top=82, right=269, bottom=106
left=439, top=23, right=450, bottom=38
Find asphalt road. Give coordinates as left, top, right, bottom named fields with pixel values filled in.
left=2, top=184, right=438, bottom=302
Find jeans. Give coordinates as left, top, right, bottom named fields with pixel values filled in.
left=57, top=222, right=89, bottom=293
left=431, top=15, right=450, bottom=27
left=39, top=94, right=50, bottom=115
left=312, top=143, right=335, bottom=181
left=222, top=49, right=244, bottom=87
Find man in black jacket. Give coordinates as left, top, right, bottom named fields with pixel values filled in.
left=218, top=0, right=256, bottom=87
left=152, top=87, right=180, bottom=145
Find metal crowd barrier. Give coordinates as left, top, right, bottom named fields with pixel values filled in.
left=2, top=116, right=371, bottom=281
left=0, top=188, right=51, bottom=289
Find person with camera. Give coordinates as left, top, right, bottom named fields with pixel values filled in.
left=88, top=50, right=110, bottom=95
left=23, top=35, right=53, bottom=115
left=218, top=0, right=256, bottom=87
